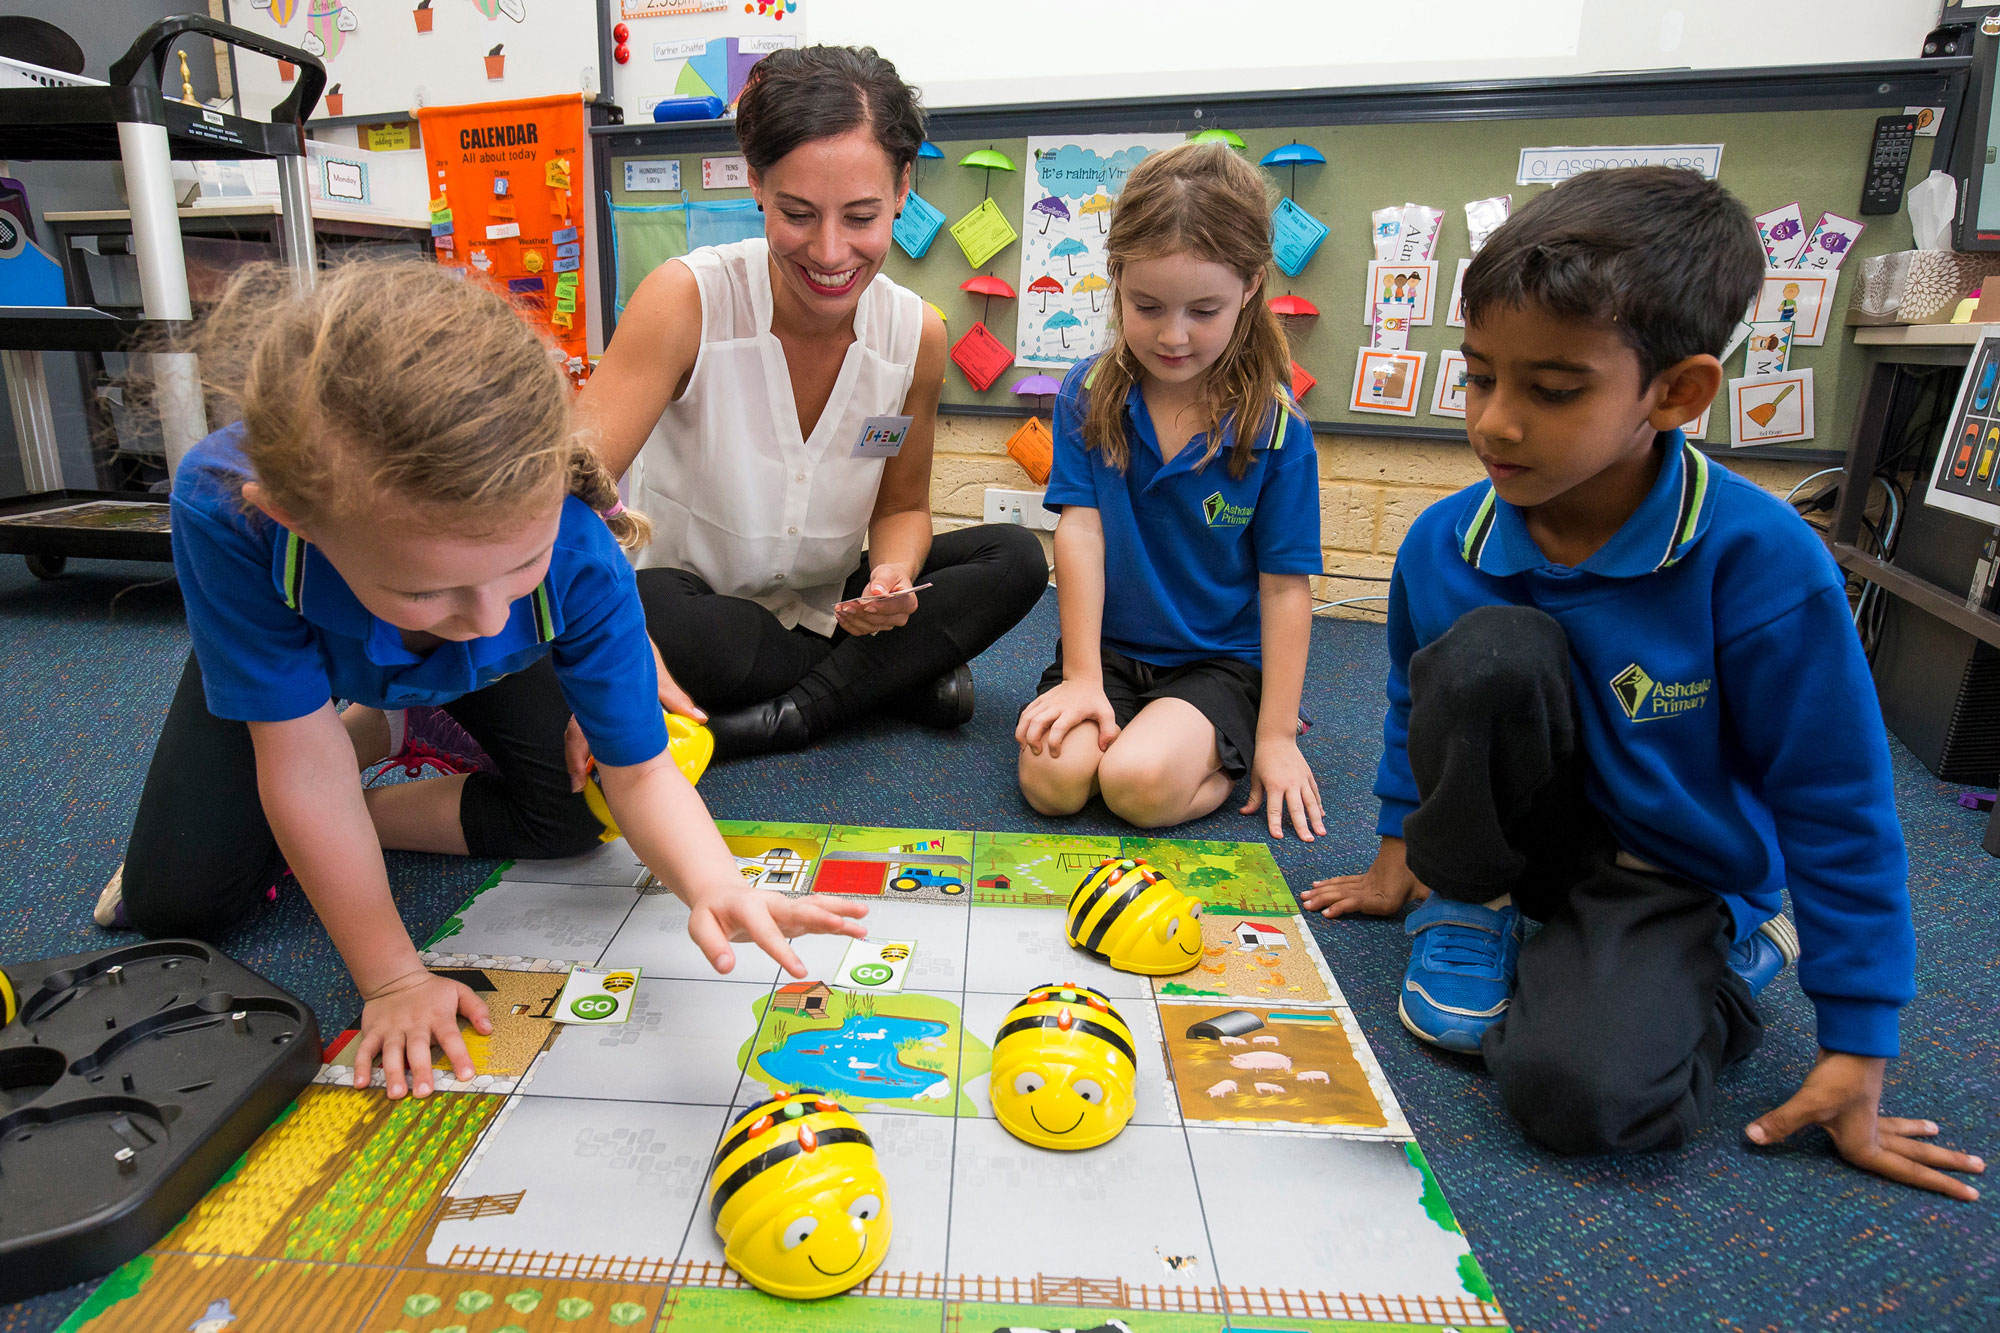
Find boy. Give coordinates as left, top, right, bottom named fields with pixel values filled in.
left=1306, top=168, right=1982, bottom=1200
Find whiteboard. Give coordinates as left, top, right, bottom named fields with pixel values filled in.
left=606, top=0, right=805, bottom=120
left=226, top=0, right=603, bottom=123
left=815, top=0, right=1940, bottom=110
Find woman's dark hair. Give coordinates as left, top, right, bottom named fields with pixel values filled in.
left=1461, top=166, right=1765, bottom=386
left=734, top=45, right=926, bottom=181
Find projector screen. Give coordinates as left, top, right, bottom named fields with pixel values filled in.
left=812, top=0, right=1939, bottom=109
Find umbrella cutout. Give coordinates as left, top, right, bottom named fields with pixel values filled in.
left=1050, top=237, right=1088, bottom=276
left=1008, top=374, right=1063, bottom=484
left=1268, top=294, right=1320, bottom=319
left=1031, top=195, right=1071, bottom=233
left=1027, top=274, right=1065, bottom=313
left=1073, top=272, right=1109, bottom=312
left=961, top=273, right=1016, bottom=325
left=918, top=141, right=943, bottom=159
left=1046, top=310, right=1083, bottom=347
left=1259, top=142, right=1328, bottom=315
left=1188, top=128, right=1245, bottom=148
left=1079, top=190, right=1113, bottom=233
left=960, top=146, right=1017, bottom=200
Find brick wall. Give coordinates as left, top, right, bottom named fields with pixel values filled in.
left=928, top=415, right=1822, bottom=619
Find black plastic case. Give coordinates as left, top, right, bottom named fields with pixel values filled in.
left=0, top=939, right=321, bottom=1302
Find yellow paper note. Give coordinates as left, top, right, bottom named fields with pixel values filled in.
left=362, top=122, right=414, bottom=153
left=545, top=158, right=571, bottom=189
left=950, top=198, right=1018, bottom=269
left=427, top=195, right=448, bottom=214
left=551, top=309, right=573, bottom=329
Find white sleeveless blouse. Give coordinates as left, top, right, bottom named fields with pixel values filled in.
left=626, top=238, right=925, bottom=636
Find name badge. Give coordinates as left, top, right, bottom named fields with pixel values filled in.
left=850, top=414, right=914, bottom=459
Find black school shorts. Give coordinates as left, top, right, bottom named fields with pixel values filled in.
left=1032, top=639, right=1262, bottom=779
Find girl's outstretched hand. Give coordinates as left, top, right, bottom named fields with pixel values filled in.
left=1017, top=679, right=1119, bottom=758
left=1241, top=738, right=1324, bottom=841
left=352, top=970, right=492, bottom=1100
left=684, top=880, right=871, bottom=978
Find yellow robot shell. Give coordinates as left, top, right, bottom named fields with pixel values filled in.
left=990, top=986, right=1138, bottom=1150
left=584, top=712, right=715, bottom=843
left=1064, top=859, right=1204, bottom=976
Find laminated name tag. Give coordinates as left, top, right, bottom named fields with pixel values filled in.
left=850, top=414, right=914, bottom=459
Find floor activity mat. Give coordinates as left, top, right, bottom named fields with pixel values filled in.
left=56, top=824, right=1509, bottom=1333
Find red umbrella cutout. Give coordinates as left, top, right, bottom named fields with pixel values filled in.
left=1027, top=274, right=1065, bottom=313
left=1268, top=294, right=1320, bottom=318
left=1031, top=195, right=1071, bottom=233
left=961, top=273, right=1016, bottom=325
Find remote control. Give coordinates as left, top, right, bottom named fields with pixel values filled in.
left=1860, top=114, right=1918, bottom=215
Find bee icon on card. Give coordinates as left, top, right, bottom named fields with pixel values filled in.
left=601, top=971, right=636, bottom=992
left=877, top=944, right=910, bottom=962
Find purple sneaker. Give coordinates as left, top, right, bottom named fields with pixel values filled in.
left=378, top=705, right=495, bottom=780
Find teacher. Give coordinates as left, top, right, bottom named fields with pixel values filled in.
left=578, top=44, right=1047, bottom=759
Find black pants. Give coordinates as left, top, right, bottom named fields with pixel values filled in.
left=636, top=524, right=1047, bottom=735
left=120, top=652, right=604, bottom=939
left=1401, top=605, right=1763, bottom=1156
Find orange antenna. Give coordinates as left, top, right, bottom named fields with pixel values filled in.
left=1057, top=1006, right=1074, bottom=1032
left=798, top=1122, right=819, bottom=1152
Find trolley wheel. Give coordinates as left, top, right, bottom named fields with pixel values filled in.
left=24, top=553, right=66, bottom=580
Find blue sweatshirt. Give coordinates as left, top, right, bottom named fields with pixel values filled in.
left=1375, top=433, right=1913, bottom=1058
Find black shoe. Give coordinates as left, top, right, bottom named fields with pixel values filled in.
left=705, top=694, right=812, bottom=759
left=894, top=663, right=975, bottom=730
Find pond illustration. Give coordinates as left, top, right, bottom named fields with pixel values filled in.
left=758, top=1014, right=952, bottom=1101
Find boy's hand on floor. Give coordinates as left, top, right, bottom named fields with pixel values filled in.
left=1016, top=679, right=1119, bottom=758
left=685, top=880, right=870, bottom=979
left=1241, top=738, right=1325, bottom=841
left=353, top=971, right=491, bottom=1100
left=1303, top=835, right=1429, bottom=918
left=1746, top=1050, right=1985, bottom=1201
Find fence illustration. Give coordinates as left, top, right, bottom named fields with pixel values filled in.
left=437, top=1192, right=524, bottom=1222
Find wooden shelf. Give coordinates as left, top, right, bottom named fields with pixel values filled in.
left=1851, top=322, right=1992, bottom=346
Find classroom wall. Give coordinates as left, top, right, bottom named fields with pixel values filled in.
left=924, top=418, right=1820, bottom=619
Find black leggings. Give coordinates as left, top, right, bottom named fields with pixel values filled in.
left=637, top=523, right=1047, bottom=734
left=120, top=652, right=604, bottom=939
left=1402, top=604, right=1764, bottom=1156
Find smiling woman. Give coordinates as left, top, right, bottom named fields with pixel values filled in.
left=576, top=46, right=1047, bottom=760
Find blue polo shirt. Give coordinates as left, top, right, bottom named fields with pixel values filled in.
left=171, top=423, right=668, bottom=768
left=1044, top=356, right=1322, bottom=667
left=1375, top=432, right=1912, bottom=1058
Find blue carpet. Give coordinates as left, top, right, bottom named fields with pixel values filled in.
left=1, top=558, right=1994, bottom=1333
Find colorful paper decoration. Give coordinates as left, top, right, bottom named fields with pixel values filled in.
left=1272, top=198, right=1330, bottom=277
left=1079, top=191, right=1113, bottom=233
left=1289, top=360, right=1317, bottom=401
left=1004, top=415, right=1055, bottom=485
left=1072, top=272, right=1109, bottom=312
left=951, top=198, right=1018, bottom=268
left=951, top=321, right=1014, bottom=391
left=893, top=191, right=946, bottom=260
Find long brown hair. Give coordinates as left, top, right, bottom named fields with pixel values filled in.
left=186, top=259, right=649, bottom=550
left=1082, top=142, right=1289, bottom=480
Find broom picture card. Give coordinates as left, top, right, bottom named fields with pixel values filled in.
left=1729, top=368, right=1814, bottom=447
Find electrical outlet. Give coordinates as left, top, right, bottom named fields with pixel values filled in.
left=983, top=487, right=1058, bottom=530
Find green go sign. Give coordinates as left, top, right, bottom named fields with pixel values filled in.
left=847, top=963, right=893, bottom=987
left=570, top=994, right=619, bottom=1019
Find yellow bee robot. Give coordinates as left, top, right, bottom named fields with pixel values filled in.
left=1065, top=857, right=1204, bottom=976
left=990, top=983, right=1138, bottom=1150
left=582, top=712, right=715, bottom=843
left=706, top=1090, right=891, bottom=1299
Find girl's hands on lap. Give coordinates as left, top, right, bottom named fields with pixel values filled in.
left=684, top=877, right=871, bottom=978
left=1303, top=835, right=1429, bottom=918
left=1016, top=679, right=1119, bottom=758
left=1242, top=739, right=1325, bottom=841
left=834, top=563, right=919, bottom=636
left=352, top=970, right=492, bottom=1099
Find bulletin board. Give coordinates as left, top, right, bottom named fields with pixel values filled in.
left=605, top=0, right=804, bottom=120
left=591, top=58, right=1965, bottom=457
left=224, top=0, right=605, bottom=124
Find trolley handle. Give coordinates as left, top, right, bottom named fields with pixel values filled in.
left=109, top=14, right=327, bottom=129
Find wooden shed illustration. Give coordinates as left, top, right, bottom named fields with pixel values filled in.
left=772, top=980, right=832, bottom=1018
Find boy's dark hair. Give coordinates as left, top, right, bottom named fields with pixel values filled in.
left=734, top=45, right=926, bottom=181
left=1460, top=167, right=1765, bottom=385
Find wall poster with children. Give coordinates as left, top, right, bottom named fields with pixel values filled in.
left=419, top=93, right=589, bottom=382
left=1014, top=133, right=1185, bottom=370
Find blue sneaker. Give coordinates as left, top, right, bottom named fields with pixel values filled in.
left=1728, top=914, right=1799, bottom=998
left=1399, top=895, right=1523, bottom=1054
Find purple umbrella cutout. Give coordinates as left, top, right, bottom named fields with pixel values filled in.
left=1031, top=195, right=1071, bottom=234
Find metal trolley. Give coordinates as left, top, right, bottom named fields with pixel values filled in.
left=0, top=14, right=322, bottom=578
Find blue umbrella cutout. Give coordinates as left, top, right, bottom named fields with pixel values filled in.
left=1258, top=140, right=1326, bottom=202
left=1046, top=309, right=1083, bottom=347
left=918, top=141, right=943, bottom=158
left=1050, top=236, right=1089, bottom=276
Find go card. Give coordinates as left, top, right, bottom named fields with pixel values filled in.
left=554, top=965, right=641, bottom=1024
left=836, top=937, right=916, bottom=992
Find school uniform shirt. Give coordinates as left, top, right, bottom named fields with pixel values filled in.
left=1375, top=432, right=1913, bottom=1058
left=172, top=424, right=668, bottom=768
left=1043, top=355, right=1322, bottom=668
left=625, top=238, right=926, bottom=637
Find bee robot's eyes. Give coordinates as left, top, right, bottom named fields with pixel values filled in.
left=1073, top=1079, right=1104, bottom=1104
left=848, top=1193, right=881, bottom=1222
left=780, top=1216, right=818, bottom=1251
left=1013, top=1070, right=1045, bottom=1095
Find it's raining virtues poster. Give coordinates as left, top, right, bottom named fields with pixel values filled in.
left=1015, top=134, right=1183, bottom=370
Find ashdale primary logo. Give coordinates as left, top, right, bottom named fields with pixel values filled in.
left=1609, top=662, right=1711, bottom=722
left=1201, top=491, right=1254, bottom=528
